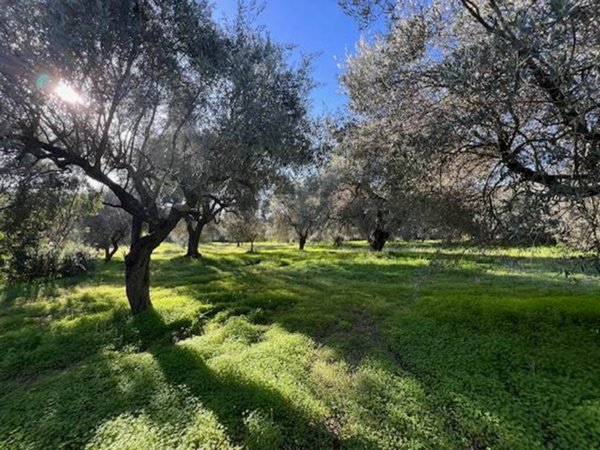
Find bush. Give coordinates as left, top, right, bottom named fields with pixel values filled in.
left=58, top=249, right=93, bottom=278
left=3, top=243, right=94, bottom=281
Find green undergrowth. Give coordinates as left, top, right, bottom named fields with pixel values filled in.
left=1, top=242, right=599, bottom=449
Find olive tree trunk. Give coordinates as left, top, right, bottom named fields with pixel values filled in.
left=125, top=239, right=153, bottom=313
left=124, top=209, right=182, bottom=314
left=298, top=233, right=307, bottom=251
left=104, top=243, right=119, bottom=262
left=185, top=219, right=205, bottom=259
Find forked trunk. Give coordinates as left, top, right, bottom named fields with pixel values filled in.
left=369, top=228, right=390, bottom=252
left=185, top=220, right=204, bottom=259
left=105, top=242, right=119, bottom=262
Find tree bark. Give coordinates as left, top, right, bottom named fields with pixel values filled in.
left=185, top=219, right=204, bottom=259
left=105, top=239, right=120, bottom=262
left=369, top=228, right=390, bottom=251
left=104, top=243, right=119, bottom=262
left=124, top=208, right=183, bottom=314
left=125, top=239, right=153, bottom=314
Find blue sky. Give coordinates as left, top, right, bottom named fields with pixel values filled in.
left=213, top=0, right=363, bottom=115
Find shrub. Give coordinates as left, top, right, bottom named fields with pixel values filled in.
left=3, top=242, right=94, bottom=281
left=58, top=249, right=93, bottom=278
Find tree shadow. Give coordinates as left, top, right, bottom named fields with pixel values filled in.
left=135, top=309, right=353, bottom=449
left=0, top=300, right=364, bottom=449
left=2, top=244, right=599, bottom=448
left=147, top=246, right=600, bottom=448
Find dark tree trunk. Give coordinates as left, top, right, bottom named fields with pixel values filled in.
left=185, top=220, right=204, bottom=259
left=125, top=239, right=153, bottom=314
left=237, top=241, right=240, bottom=247
left=298, top=234, right=307, bottom=251
left=124, top=209, right=182, bottom=314
left=104, top=243, right=119, bottom=262
left=250, top=240, right=255, bottom=253
left=369, top=228, right=390, bottom=251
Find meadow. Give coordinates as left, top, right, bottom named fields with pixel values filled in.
left=1, top=242, right=599, bottom=449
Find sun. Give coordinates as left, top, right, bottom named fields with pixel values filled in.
left=54, top=80, right=84, bottom=105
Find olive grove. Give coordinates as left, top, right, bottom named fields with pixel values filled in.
left=0, top=0, right=314, bottom=313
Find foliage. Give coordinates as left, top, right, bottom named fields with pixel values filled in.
left=0, top=0, right=229, bottom=311
left=1, top=241, right=94, bottom=282
left=1, top=242, right=599, bottom=449
left=271, top=174, right=329, bottom=249
left=223, top=210, right=265, bottom=252
left=0, top=157, right=95, bottom=280
left=339, top=0, right=600, bottom=250
left=0, top=0, right=314, bottom=311
left=177, top=7, right=315, bottom=256
left=83, top=204, right=130, bottom=262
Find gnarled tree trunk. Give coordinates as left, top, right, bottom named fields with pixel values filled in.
left=125, top=238, right=153, bottom=313
left=124, top=209, right=183, bottom=314
left=104, top=243, right=119, bottom=262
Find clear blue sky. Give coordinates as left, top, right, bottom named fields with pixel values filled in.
left=213, top=0, right=363, bottom=116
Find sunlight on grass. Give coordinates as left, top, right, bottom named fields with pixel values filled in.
left=1, top=242, right=599, bottom=449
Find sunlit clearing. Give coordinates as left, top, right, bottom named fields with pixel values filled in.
left=54, top=81, right=84, bottom=105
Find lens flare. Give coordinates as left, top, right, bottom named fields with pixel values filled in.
left=35, top=73, right=51, bottom=90
left=54, top=81, right=84, bottom=104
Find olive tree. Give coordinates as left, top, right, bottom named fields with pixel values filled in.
left=0, top=0, right=224, bottom=313
left=83, top=203, right=130, bottom=262
left=325, top=120, right=424, bottom=251
left=272, top=175, right=329, bottom=250
left=341, top=0, right=600, bottom=246
left=223, top=209, right=264, bottom=253
left=178, top=14, right=313, bottom=258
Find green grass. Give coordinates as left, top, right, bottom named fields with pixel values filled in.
left=1, top=242, right=599, bottom=449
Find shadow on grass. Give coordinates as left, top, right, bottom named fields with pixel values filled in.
left=2, top=244, right=600, bottom=448
left=149, top=247, right=600, bottom=447
left=136, top=309, right=353, bottom=449
left=0, top=301, right=358, bottom=449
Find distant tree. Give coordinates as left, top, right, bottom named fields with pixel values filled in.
left=83, top=204, right=130, bottom=262
left=272, top=175, right=329, bottom=250
left=324, top=121, right=425, bottom=251
left=340, top=0, right=600, bottom=244
left=224, top=209, right=264, bottom=253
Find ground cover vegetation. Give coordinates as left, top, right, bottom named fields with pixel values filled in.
left=1, top=242, right=599, bottom=449
left=1, top=0, right=600, bottom=448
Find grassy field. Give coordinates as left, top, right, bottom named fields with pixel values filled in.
left=1, top=242, right=599, bottom=449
